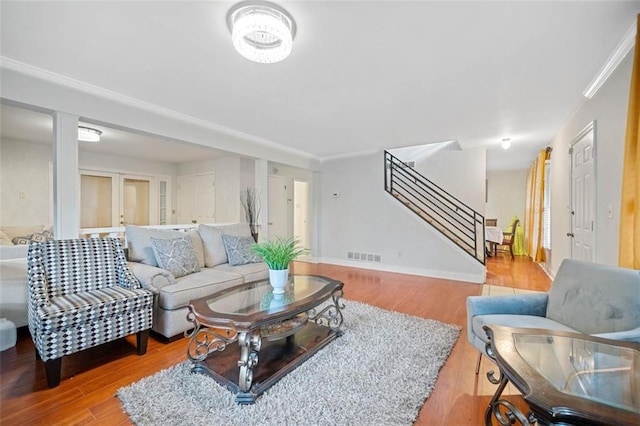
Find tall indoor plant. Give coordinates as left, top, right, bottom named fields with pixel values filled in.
left=252, top=236, right=306, bottom=293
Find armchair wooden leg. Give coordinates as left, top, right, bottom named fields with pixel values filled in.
left=475, top=352, right=482, bottom=374
left=137, top=329, right=150, bottom=355
left=44, top=357, right=62, bottom=388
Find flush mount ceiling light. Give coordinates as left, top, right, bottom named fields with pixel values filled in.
left=78, top=126, right=102, bottom=143
left=227, top=1, right=296, bottom=64
left=501, top=138, right=511, bottom=150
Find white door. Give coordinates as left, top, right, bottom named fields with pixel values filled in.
left=178, top=173, right=215, bottom=224
left=120, top=175, right=156, bottom=226
left=80, top=171, right=118, bottom=228
left=293, top=180, right=309, bottom=249
left=570, top=122, right=596, bottom=262
left=268, top=175, right=289, bottom=240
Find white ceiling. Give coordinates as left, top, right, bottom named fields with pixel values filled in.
left=0, top=103, right=230, bottom=163
left=1, top=1, right=638, bottom=169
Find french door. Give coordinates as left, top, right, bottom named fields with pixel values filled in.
left=80, top=171, right=159, bottom=229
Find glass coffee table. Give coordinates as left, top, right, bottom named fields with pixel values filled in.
left=186, top=274, right=344, bottom=404
left=483, top=325, right=640, bottom=425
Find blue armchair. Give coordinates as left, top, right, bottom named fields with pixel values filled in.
left=467, top=258, right=640, bottom=373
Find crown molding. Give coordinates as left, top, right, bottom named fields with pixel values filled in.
left=0, top=56, right=315, bottom=161
left=583, top=19, right=637, bottom=99
left=318, top=148, right=381, bottom=162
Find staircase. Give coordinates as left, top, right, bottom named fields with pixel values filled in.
left=384, top=150, right=486, bottom=265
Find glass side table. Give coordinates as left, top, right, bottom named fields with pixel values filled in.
left=483, top=325, right=640, bottom=426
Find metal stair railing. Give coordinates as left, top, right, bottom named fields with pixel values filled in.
left=384, top=150, right=486, bottom=264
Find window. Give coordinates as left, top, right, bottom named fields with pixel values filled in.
left=542, top=159, right=551, bottom=249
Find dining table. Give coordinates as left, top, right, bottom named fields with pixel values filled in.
left=485, top=226, right=503, bottom=257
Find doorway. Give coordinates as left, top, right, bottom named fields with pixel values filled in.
left=80, top=171, right=156, bottom=228
left=268, top=175, right=289, bottom=240
left=293, top=180, right=309, bottom=250
left=569, top=121, right=596, bottom=262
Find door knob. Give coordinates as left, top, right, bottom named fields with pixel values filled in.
left=566, top=232, right=575, bottom=237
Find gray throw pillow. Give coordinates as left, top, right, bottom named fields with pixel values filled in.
left=150, top=237, right=200, bottom=278
left=221, top=234, right=262, bottom=266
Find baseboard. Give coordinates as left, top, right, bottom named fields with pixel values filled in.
left=318, top=257, right=485, bottom=284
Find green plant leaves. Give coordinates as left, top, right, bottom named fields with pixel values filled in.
left=251, top=236, right=307, bottom=270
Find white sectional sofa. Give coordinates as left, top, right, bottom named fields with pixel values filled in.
left=0, top=225, right=53, bottom=328
left=125, top=223, right=268, bottom=340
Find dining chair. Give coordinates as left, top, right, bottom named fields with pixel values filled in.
left=495, top=219, right=519, bottom=258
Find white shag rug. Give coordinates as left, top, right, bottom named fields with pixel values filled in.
left=117, top=300, right=461, bottom=426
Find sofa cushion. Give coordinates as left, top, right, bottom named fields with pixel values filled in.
left=126, top=226, right=204, bottom=268
left=222, top=234, right=262, bottom=266
left=157, top=268, right=244, bottom=310
left=198, top=223, right=252, bottom=267
left=37, top=286, right=153, bottom=332
left=546, top=259, right=640, bottom=335
left=215, top=262, right=269, bottom=283
left=150, top=237, right=200, bottom=278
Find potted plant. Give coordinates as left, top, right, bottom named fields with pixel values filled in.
left=252, top=236, right=306, bottom=293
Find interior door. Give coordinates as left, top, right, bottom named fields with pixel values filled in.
left=80, top=171, right=118, bottom=228
left=570, top=122, right=596, bottom=262
left=268, top=175, right=289, bottom=240
left=178, top=173, right=215, bottom=224
left=120, top=175, right=155, bottom=226
left=293, top=180, right=309, bottom=249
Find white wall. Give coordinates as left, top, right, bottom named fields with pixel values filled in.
left=486, top=169, right=528, bottom=230
left=549, top=50, right=633, bottom=273
left=178, top=155, right=258, bottom=224
left=412, top=147, right=487, bottom=214
left=0, top=139, right=51, bottom=226
left=0, top=138, right=182, bottom=227
left=319, top=151, right=485, bottom=283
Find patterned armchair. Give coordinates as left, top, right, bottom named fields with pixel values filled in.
left=27, top=238, right=154, bottom=388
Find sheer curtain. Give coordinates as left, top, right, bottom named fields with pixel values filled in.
left=619, top=14, right=640, bottom=269
left=525, top=148, right=551, bottom=262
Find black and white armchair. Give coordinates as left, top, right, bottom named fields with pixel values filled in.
left=27, top=238, right=154, bottom=388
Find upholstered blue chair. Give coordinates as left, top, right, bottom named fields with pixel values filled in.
left=27, top=238, right=154, bottom=387
left=467, top=258, right=640, bottom=373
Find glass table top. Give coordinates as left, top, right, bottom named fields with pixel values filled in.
left=514, top=333, right=640, bottom=413
left=205, top=275, right=337, bottom=317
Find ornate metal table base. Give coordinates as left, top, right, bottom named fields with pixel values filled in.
left=484, top=342, right=537, bottom=426
left=187, top=289, right=344, bottom=404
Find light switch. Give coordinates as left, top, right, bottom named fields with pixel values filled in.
left=607, top=203, right=613, bottom=219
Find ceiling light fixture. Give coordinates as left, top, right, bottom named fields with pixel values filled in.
left=78, top=126, right=102, bottom=142
left=501, top=138, right=511, bottom=150
left=227, top=1, right=296, bottom=64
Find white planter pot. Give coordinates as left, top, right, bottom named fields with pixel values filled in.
left=269, top=268, right=289, bottom=294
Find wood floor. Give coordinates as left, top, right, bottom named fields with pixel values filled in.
left=0, top=253, right=550, bottom=425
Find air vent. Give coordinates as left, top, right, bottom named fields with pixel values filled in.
left=347, top=251, right=381, bottom=263
left=386, top=161, right=415, bottom=169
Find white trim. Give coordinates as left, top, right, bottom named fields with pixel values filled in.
left=583, top=21, right=637, bottom=99
left=318, top=148, right=380, bottom=162
left=319, top=257, right=485, bottom=284
left=0, top=56, right=315, bottom=161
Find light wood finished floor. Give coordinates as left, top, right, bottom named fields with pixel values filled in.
left=0, top=253, right=550, bottom=425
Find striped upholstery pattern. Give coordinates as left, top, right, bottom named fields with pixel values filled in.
left=27, top=238, right=153, bottom=362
